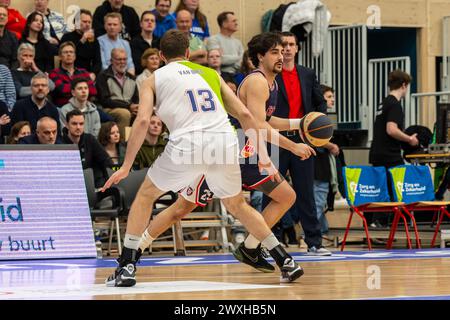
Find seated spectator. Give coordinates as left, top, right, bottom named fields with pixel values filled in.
left=234, top=49, right=255, bottom=85
left=176, top=10, right=207, bottom=65
left=7, top=120, right=30, bottom=144
left=60, top=78, right=101, bottom=137
left=96, top=48, right=139, bottom=140
left=20, top=11, right=57, bottom=73
left=1, top=0, right=26, bottom=40
left=152, top=0, right=176, bottom=39
left=207, top=49, right=233, bottom=79
left=0, top=4, right=18, bottom=68
left=48, top=41, right=97, bottom=107
left=18, top=116, right=61, bottom=144
left=134, top=114, right=167, bottom=169
left=174, top=0, right=209, bottom=40
left=33, top=0, right=67, bottom=45
left=207, top=11, right=243, bottom=74
left=130, top=11, right=160, bottom=76
left=61, top=9, right=101, bottom=77
left=62, top=109, right=113, bottom=187
left=136, top=48, right=160, bottom=90
left=11, top=72, right=60, bottom=134
left=0, top=63, right=16, bottom=112
left=0, top=100, right=10, bottom=142
left=98, top=121, right=126, bottom=170
left=98, top=13, right=135, bottom=75
left=93, top=0, right=140, bottom=41
left=12, top=43, right=55, bottom=99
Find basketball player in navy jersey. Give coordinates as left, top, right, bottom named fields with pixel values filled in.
left=230, top=32, right=319, bottom=272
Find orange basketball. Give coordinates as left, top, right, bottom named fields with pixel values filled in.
left=299, top=112, right=334, bottom=147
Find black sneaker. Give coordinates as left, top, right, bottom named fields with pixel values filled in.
left=105, top=263, right=136, bottom=287
left=105, top=247, right=141, bottom=287
left=232, top=243, right=275, bottom=273
left=280, top=258, right=304, bottom=283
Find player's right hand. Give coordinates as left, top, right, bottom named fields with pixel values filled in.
left=101, top=167, right=129, bottom=192
left=292, top=143, right=316, bottom=160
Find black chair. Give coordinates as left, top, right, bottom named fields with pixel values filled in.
left=83, top=168, right=123, bottom=255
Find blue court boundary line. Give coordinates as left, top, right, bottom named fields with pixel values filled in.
left=2, top=248, right=450, bottom=271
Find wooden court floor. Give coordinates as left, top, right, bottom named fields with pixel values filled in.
left=93, top=258, right=450, bottom=300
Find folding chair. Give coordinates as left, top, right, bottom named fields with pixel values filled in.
left=341, top=166, right=406, bottom=251
left=389, top=165, right=450, bottom=248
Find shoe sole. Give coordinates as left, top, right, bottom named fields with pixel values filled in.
left=232, top=251, right=275, bottom=273
left=306, top=252, right=332, bottom=256
left=280, top=268, right=304, bottom=283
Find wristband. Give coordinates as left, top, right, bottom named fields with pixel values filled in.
left=289, top=118, right=301, bottom=130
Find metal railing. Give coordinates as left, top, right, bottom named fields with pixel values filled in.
left=410, top=91, right=450, bottom=130
left=299, top=25, right=367, bottom=124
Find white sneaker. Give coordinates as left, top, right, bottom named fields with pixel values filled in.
left=306, top=246, right=332, bottom=256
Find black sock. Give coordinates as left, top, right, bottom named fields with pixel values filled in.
left=269, top=244, right=291, bottom=268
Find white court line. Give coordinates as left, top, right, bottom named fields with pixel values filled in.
left=0, top=281, right=286, bottom=300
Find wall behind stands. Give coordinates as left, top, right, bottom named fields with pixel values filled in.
left=11, top=0, right=450, bottom=126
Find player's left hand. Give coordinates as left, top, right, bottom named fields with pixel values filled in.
left=101, top=167, right=129, bottom=192
left=258, top=160, right=282, bottom=183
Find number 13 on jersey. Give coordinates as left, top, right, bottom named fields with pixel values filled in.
left=185, top=89, right=217, bottom=112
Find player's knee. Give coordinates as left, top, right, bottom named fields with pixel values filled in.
left=223, top=197, right=246, bottom=216
left=286, top=188, right=296, bottom=207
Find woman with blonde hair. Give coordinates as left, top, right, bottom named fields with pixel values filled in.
left=136, top=48, right=160, bottom=90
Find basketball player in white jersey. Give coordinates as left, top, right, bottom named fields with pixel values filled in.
left=102, top=30, right=304, bottom=287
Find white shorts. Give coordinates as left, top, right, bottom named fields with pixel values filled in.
left=148, top=132, right=242, bottom=204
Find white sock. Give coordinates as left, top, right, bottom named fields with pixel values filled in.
left=124, top=233, right=141, bottom=250
left=261, top=234, right=280, bottom=251
left=244, top=234, right=260, bottom=249
left=138, top=229, right=155, bottom=251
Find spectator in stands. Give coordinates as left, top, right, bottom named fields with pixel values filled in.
left=11, top=72, right=60, bottom=134
left=0, top=100, right=10, bottom=142
left=130, top=11, right=160, bottom=76
left=98, top=121, right=126, bottom=170
left=7, top=120, right=30, bottom=144
left=61, top=9, right=102, bottom=77
left=93, top=0, right=140, bottom=41
left=0, top=5, right=18, bottom=68
left=96, top=47, right=139, bottom=140
left=368, top=70, right=418, bottom=228
left=136, top=48, right=160, bottom=90
left=152, top=0, right=176, bottom=39
left=207, top=49, right=232, bottom=77
left=174, top=0, right=209, bottom=40
left=60, top=78, right=101, bottom=137
left=134, top=114, right=167, bottom=169
left=18, top=116, right=60, bottom=144
left=0, top=63, right=16, bottom=112
left=48, top=41, right=97, bottom=107
left=176, top=9, right=207, bottom=65
left=12, top=43, right=55, bottom=99
left=234, top=49, right=255, bottom=85
left=20, top=11, right=56, bottom=73
left=33, top=0, right=67, bottom=45
left=207, top=11, right=243, bottom=74
left=62, top=109, right=113, bottom=186
left=98, top=13, right=135, bottom=75
left=0, top=0, right=26, bottom=40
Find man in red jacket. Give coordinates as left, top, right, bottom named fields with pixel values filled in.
left=0, top=0, right=25, bottom=40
